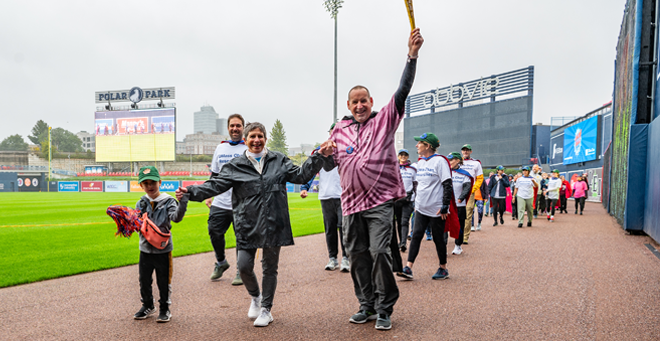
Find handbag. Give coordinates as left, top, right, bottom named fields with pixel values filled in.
left=139, top=212, right=171, bottom=249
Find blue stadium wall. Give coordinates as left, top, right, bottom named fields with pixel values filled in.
left=607, top=0, right=660, bottom=240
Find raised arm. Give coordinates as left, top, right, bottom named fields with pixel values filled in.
left=394, top=28, right=423, bottom=115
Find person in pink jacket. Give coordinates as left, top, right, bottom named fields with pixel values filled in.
left=572, top=176, right=588, bottom=215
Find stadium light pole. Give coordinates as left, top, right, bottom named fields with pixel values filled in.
left=324, top=0, right=343, bottom=124
left=48, top=126, right=52, bottom=190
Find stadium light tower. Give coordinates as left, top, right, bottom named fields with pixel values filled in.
left=323, top=0, right=343, bottom=124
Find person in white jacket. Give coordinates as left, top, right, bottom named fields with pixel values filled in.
left=544, top=169, right=562, bottom=222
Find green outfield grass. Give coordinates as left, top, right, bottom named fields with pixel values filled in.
left=0, top=192, right=324, bottom=288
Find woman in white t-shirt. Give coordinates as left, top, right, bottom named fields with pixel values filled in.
left=512, top=166, right=538, bottom=228
left=397, top=133, right=453, bottom=281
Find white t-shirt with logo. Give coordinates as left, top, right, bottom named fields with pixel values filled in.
left=399, top=164, right=417, bottom=193
left=462, top=158, right=483, bottom=179
left=415, top=155, right=451, bottom=217
left=210, top=142, right=248, bottom=210
left=452, top=170, right=471, bottom=207
left=515, top=176, right=536, bottom=200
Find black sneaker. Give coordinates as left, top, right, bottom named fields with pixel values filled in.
left=527, top=222, right=532, bottom=227
left=493, top=221, right=498, bottom=226
left=375, top=314, right=392, bottom=330
left=400, top=245, right=407, bottom=253
left=500, top=217, right=504, bottom=225
left=134, top=305, right=155, bottom=320
left=432, top=267, right=449, bottom=280
left=580, top=212, right=583, bottom=215
left=517, top=223, right=523, bottom=228
left=349, top=310, right=377, bottom=324
left=156, top=309, right=171, bottom=323
left=396, top=266, right=413, bottom=280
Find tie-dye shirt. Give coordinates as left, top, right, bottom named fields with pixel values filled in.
left=330, top=95, right=406, bottom=216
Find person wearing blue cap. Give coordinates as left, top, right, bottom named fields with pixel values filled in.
left=395, top=149, right=416, bottom=254
left=487, top=166, right=510, bottom=226
left=512, top=166, right=538, bottom=228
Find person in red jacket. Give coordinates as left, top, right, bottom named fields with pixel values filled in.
left=558, top=175, right=571, bottom=214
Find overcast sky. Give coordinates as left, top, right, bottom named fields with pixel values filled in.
left=1, top=0, right=626, bottom=148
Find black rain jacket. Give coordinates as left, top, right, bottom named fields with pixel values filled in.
left=187, top=150, right=334, bottom=250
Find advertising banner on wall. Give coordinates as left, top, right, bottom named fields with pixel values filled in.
left=105, top=181, right=128, bottom=192
left=181, top=180, right=206, bottom=187
left=563, top=116, right=598, bottom=165
left=159, top=181, right=179, bottom=192
left=81, top=181, right=103, bottom=192
left=130, top=181, right=142, bottom=192
left=58, top=181, right=79, bottom=192
left=17, top=176, right=41, bottom=192
left=48, top=181, right=58, bottom=192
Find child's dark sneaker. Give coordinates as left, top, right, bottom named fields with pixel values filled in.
left=156, top=309, right=171, bottom=323
left=134, top=305, right=155, bottom=320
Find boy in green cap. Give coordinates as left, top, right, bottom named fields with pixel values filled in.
left=133, top=166, right=189, bottom=323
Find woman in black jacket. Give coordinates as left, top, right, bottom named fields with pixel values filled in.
left=177, top=122, right=334, bottom=327
left=487, top=166, right=510, bottom=226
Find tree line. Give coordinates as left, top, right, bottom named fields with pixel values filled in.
left=0, top=120, right=83, bottom=156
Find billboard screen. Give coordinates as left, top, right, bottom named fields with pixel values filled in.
left=94, top=108, right=176, bottom=162
left=563, top=116, right=598, bottom=165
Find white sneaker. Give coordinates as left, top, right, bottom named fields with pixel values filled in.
left=253, top=307, right=273, bottom=327
left=470, top=225, right=475, bottom=231
left=325, top=257, right=338, bottom=271
left=452, top=245, right=463, bottom=255
left=340, top=257, right=350, bottom=272
left=476, top=223, right=482, bottom=231
left=248, top=295, right=262, bottom=319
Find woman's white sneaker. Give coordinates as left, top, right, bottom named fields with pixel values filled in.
left=248, top=295, right=262, bottom=319
left=254, top=307, right=273, bottom=327
left=452, top=245, right=463, bottom=255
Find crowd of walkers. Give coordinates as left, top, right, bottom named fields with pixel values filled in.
left=127, top=28, right=593, bottom=332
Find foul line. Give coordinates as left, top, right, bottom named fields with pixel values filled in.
left=0, top=213, right=210, bottom=228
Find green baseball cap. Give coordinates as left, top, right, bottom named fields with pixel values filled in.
left=522, top=166, right=531, bottom=171
left=329, top=123, right=336, bottom=132
left=138, top=166, right=161, bottom=184
left=552, top=169, right=560, bottom=174
left=447, top=152, right=463, bottom=161
left=414, top=133, right=440, bottom=148
left=461, top=144, right=472, bottom=150
left=496, top=165, right=504, bottom=170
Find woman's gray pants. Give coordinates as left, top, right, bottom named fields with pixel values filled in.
left=237, top=247, right=281, bottom=310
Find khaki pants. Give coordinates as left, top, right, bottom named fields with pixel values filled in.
left=463, top=193, right=475, bottom=243
left=517, top=196, right=534, bottom=225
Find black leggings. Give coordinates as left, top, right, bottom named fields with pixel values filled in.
left=407, top=212, right=447, bottom=266
left=546, top=198, right=557, bottom=216
left=492, top=198, right=506, bottom=221
left=454, top=206, right=466, bottom=246
left=575, top=197, right=586, bottom=212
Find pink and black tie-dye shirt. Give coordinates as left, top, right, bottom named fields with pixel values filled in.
left=330, top=95, right=406, bottom=216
